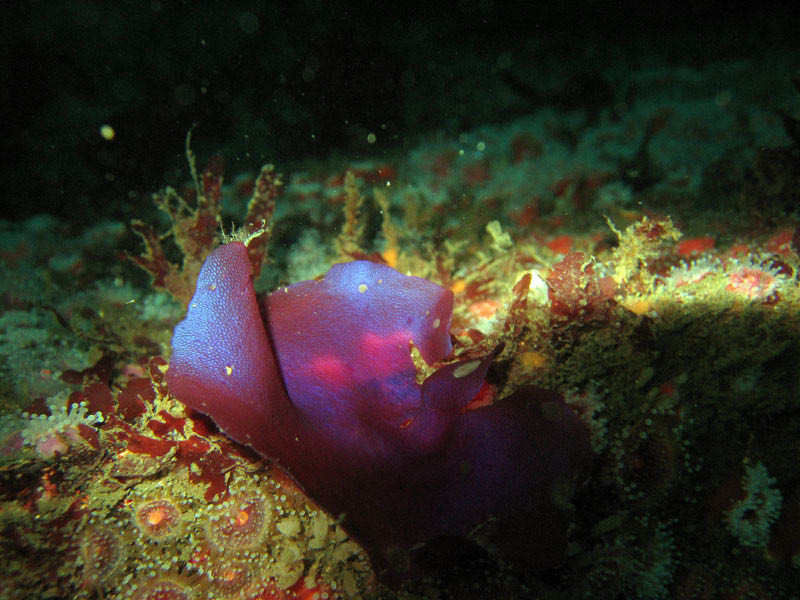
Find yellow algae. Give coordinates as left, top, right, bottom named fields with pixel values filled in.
left=276, top=515, right=302, bottom=538
left=520, top=350, right=548, bottom=369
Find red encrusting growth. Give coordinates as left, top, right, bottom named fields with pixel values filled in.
left=59, top=362, right=245, bottom=502
left=175, top=435, right=212, bottom=462
left=116, top=377, right=155, bottom=421
left=147, top=410, right=186, bottom=437
left=123, top=432, right=175, bottom=458
left=677, top=236, right=715, bottom=258
left=187, top=449, right=237, bottom=502
left=76, top=383, right=115, bottom=418
left=546, top=234, right=574, bottom=255
left=76, top=424, right=100, bottom=449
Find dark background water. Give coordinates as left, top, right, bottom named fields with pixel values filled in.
left=2, top=1, right=797, bottom=222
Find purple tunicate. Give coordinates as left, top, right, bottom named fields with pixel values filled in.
left=166, top=242, right=591, bottom=581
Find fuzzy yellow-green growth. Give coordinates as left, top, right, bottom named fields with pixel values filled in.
left=221, top=220, right=269, bottom=247
left=334, top=170, right=365, bottom=258
left=486, top=220, right=513, bottom=253
left=242, top=163, right=283, bottom=278
left=375, top=187, right=400, bottom=268
left=128, top=128, right=222, bottom=305
left=606, top=215, right=681, bottom=288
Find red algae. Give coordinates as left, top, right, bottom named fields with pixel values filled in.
left=547, top=251, right=615, bottom=320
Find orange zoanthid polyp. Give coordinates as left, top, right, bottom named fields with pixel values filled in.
left=135, top=498, right=182, bottom=539
left=207, top=493, right=270, bottom=551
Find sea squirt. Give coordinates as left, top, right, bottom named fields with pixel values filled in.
left=166, top=241, right=591, bottom=580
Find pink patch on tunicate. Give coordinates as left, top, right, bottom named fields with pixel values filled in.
left=308, top=355, right=351, bottom=388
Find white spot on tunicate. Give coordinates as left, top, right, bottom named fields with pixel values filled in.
left=225, top=366, right=233, bottom=376
left=453, top=360, right=481, bottom=378
left=209, top=283, right=217, bottom=291
left=358, top=284, right=368, bottom=293
left=432, top=318, right=441, bottom=328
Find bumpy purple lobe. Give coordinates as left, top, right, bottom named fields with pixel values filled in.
left=167, top=242, right=590, bottom=579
